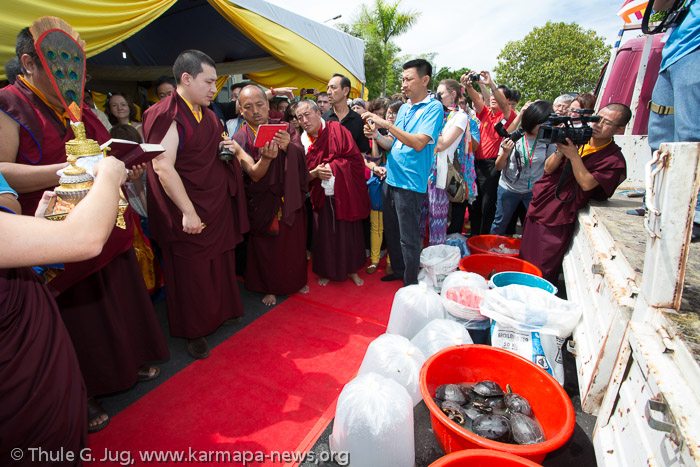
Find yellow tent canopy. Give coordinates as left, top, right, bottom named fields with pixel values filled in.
left=0, top=0, right=367, bottom=98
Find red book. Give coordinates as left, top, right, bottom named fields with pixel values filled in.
left=100, top=139, right=165, bottom=168
left=254, top=124, right=287, bottom=148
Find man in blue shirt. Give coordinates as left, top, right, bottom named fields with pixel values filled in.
left=362, top=59, right=443, bottom=285
left=648, top=0, right=700, bottom=214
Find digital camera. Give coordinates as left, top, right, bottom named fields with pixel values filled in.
left=495, top=119, right=526, bottom=143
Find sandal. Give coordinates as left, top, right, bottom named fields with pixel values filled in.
left=137, top=365, right=160, bottom=382
left=366, top=263, right=378, bottom=274
left=87, top=397, right=110, bottom=434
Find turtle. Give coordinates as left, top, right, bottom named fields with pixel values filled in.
left=440, top=400, right=468, bottom=426
left=435, top=383, right=467, bottom=405
left=472, top=380, right=505, bottom=398
left=472, top=414, right=511, bottom=442
left=510, top=413, right=545, bottom=445
left=504, top=385, right=533, bottom=416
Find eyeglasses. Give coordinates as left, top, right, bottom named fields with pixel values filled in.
left=597, top=116, right=624, bottom=127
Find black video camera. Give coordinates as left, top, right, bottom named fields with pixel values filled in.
left=495, top=119, right=526, bottom=143
left=537, top=109, right=600, bottom=146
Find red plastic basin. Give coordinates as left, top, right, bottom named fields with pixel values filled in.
left=419, top=345, right=575, bottom=464
left=459, top=254, right=542, bottom=278
left=428, top=449, right=542, bottom=467
left=467, top=235, right=521, bottom=257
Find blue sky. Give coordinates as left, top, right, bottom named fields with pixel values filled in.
left=266, top=0, right=630, bottom=74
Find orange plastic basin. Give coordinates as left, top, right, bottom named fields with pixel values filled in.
left=419, top=345, right=575, bottom=464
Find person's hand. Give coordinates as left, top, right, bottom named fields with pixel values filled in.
left=34, top=191, right=55, bottom=217
left=94, top=156, right=127, bottom=186
left=259, top=141, right=279, bottom=160
left=500, top=139, right=515, bottom=157
left=372, top=166, right=387, bottom=180
left=127, top=163, right=147, bottom=181
left=220, top=136, right=241, bottom=155
left=519, top=101, right=533, bottom=114
left=312, top=163, right=333, bottom=180
left=480, top=70, right=494, bottom=87
left=556, top=139, right=579, bottom=160
left=361, top=111, right=389, bottom=130
left=363, top=118, right=378, bottom=140
left=272, top=87, right=297, bottom=100
left=182, top=211, right=203, bottom=234
left=460, top=73, right=471, bottom=88
left=272, top=130, right=290, bottom=152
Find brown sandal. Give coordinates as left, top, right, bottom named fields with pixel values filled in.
left=137, top=365, right=160, bottom=382
left=87, top=397, right=110, bottom=433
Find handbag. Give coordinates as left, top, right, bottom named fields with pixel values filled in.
left=445, top=157, right=466, bottom=203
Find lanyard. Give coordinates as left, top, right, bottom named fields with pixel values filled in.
left=520, top=136, right=538, bottom=168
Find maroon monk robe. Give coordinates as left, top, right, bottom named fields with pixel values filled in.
left=520, top=141, right=627, bottom=283
left=306, top=121, right=370, bottom=280
left=143, top=90, right=249, bottom=338
left=0, top=267, right=86, bottom=466
left=233, top=119, right=309, bottom=295
left=0, top=80, right=169, bottom=397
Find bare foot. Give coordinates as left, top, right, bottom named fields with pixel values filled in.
left=298, top=285, right=310, bottom=294
left=348, top=273, right=364, bottom=286
left=318, top=277, right=330, bottom=286
left=262, top=294, right=277, bottom=306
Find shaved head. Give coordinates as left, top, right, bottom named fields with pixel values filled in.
left=238, top=84, right=267, bottom=104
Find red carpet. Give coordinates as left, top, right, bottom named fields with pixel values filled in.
left=88, top=259, right=401, bottom=466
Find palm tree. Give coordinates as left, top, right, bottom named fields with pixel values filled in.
left=357, top=0, right=420, bottom=96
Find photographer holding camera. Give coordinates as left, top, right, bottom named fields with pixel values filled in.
left=519, top=103, right=631, bottom=284
left=460, top=71, right=515, bottom=236
left=490, top=100, right=555, bottom=235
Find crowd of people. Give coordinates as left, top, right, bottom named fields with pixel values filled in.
left=4, top=9, right=672, bottom=464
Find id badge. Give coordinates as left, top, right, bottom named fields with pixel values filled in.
left=528, top=177, right=533, bottom=190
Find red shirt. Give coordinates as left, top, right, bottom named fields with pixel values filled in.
left=475, top=106, right=516, bottom=160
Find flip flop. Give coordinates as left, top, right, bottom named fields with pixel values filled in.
left=137, top=365, right=160, bottom=383
left=87, top=397, right=110, bottom=434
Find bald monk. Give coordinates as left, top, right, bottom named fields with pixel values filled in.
left=295, top=100, right=370, bottom=286
left=0, top=25, right=168, bottom=433
left=231, top=85, right=309, bottom=306
left=144, top=49, right=249, bottom=359
left=0, top=157, right=126, bottom=464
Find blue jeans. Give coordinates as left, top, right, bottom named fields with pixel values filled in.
left=648, top=46, right=700, bottom=211
left=383, top=184, right=425, bottom=285
left=490, top=185, right=532, bottom=235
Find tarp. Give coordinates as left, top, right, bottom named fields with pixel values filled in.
left=0, top=0, right=366, bottom=97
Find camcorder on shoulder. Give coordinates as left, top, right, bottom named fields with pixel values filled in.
left=536, top=109, right=600, bottom=146
left=495, top=119, right=526, bottom=142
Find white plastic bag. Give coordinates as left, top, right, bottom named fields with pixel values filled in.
left=419, top=245, right=461, bottom=290
left=410, top=319, right=473, bottom=359
left=491, top=322, right=566, bottom=385
left=321, top=174, right=335, bottom=196
left=386, top=282, right=445, bottom=339
left=480, top=284, right=581, bottom=338
left=330, top=372, right=414, bottom=467
left=439, top=271, right=490, bottom=329
left=357, top=334, right=426, bottom=406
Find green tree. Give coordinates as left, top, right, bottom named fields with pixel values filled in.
left=338, top=0, right=420, bottom=98
left=494, top=21, right=610, bottom=103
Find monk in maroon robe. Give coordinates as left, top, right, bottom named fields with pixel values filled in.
left=143, top=50, right=249, bottom=359
left=231, top=85, right=309, bottom=306
left=0, top=28, right=168, bottom=433
left=295, top=100, right=370, bottom=286
left=520, top=103, right=631, bottom=284
left=1, top=157, right=129, bottom=465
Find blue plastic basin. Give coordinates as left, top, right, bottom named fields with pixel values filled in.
left=488, top=271, right=557, bottom=294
